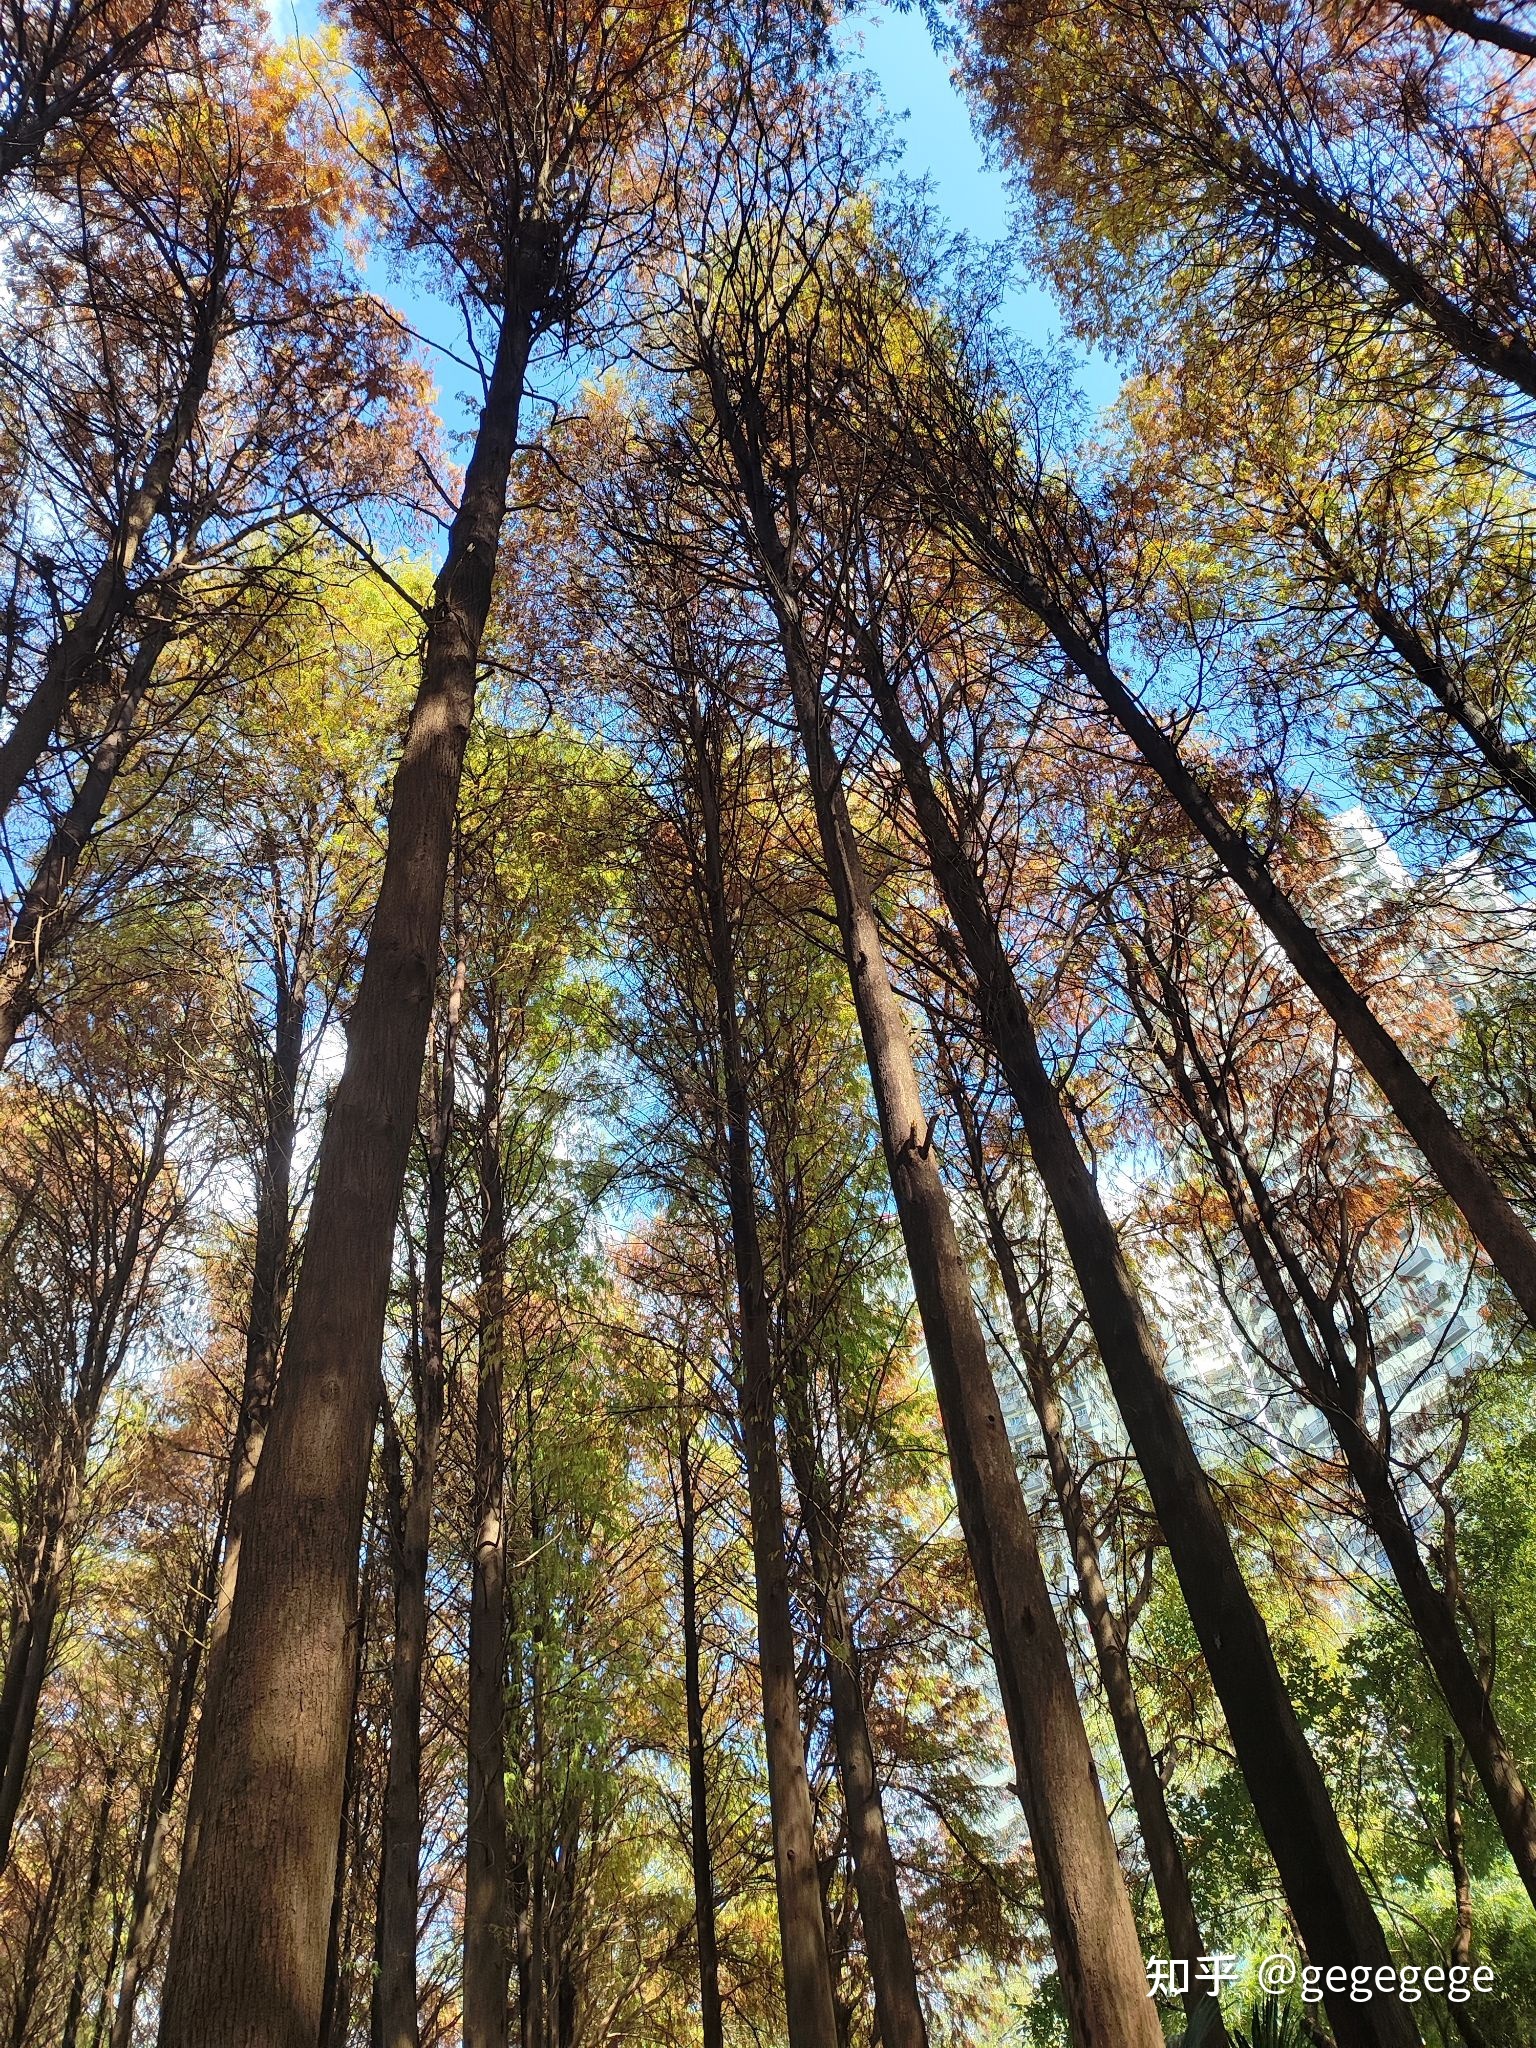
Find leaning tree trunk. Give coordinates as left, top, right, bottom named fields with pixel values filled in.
left=156, top=293, right=536, bottom=2048
left=0, top=608, right=177, bottom=1065
left=955, top=523, right=1536, bottom=1331
left=372, top=963, right=462, bottom=2048
left=465, top=996, right=511, bottom=2048
left=859, top=642, right=1419, bottom=2048
left=693, top=711, right=841, bottom=2048
left=944, top=1066, right=1224, bottom=2048
left=779, top=1396, right=929, bottom=2048
left=0, top=285, right=222, bottom=827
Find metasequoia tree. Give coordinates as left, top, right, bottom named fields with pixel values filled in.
left=0, top=16, right=409, bottom=832
left=851, top=277, right=1536, bottom=1336
left=156, top=4, right=688, bottom=2039
left=960, top=0, right=1536, bottom=400
left=1110, top=844, right=1536, bottom=1905
left=654, top=57, right=1162, bottom=2043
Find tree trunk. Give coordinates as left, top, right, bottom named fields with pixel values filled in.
left=697, top=352, right=1159, bottom=2044
left=171, top=902, right=312, bottom=1934
left=857, top=643, right=1418, bottom=2048
left=156, top=297, right=534, bottom=2048
left=0, top=289, right=222, bottom=826
left=110, top=1509, right=227, bottom=2048
left=946, top=1069, right=1223, bottom=2046
left=318, top=1573, right=371, bottom=2048
left=0, top=1485, right=78, bottom=1869
left=677, top=1392, right=725, bottom=2048
left=779, top=1404, right=929, bottom=2048
left=60, top=1785, right=114, bottom=2048
left=0, top=609, right=176, bottom=1064
left=1131, top=950, right=1536, bottom=1908
left=959, top=541, right=1536, bottom=1331
left=465, top=1000, right=512, bottom=2048
left=692, top=719, right=840, bottom=2048
left=372, top=965, right=462, bottom=2048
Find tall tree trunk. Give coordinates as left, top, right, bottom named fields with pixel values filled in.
left=692, top=694, right=841, bottom=2048
left=319, top=1574, right=371, bottom=2048
left=0, top=288, right=222, bottom=826
left=109, top=1507, right=228, bottom=2048
left=699, top=355, right=1159, bottom=2047
left=779, top=1403, right=929, bottom=2048
left=372, top=964, right=462, bottom=2048
left=1128, top=945, right=1536, bottom=1906
left=0, top=1482, right=80, bottom=1869
left=156, top=296, right=535, bottom=2048
left=951, top=526, right=1536, bottom=1329
left=944, top=1066, right=1223, bottom=2047
left=857, top=642, right=1418, bottom=2048
left=677, top=1388, right=725, bottom=2048
left=465, top=1001, right=512, bottom=2048
left=60, top=1785, right=114, bottom=2048
left=0, top=608, right=176, bottom=1064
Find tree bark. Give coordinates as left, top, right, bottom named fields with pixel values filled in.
left=465, top=1000, right=512, bottom=2048
left=857, top=643, right=1419, bottom=2048
left=60, top=1784, right=114, bottom=2048
left=692, top=699, right=841, bottom=2048
left=156, top=295, right=535, bottom=2048
left=372, top=963, right=462, bottom=2048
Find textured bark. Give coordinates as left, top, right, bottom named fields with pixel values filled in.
left=156, top=299, right=534, bottom=2048
left=0, top=286, right=221, bottom=825
left=677, top=1390, right=725, bottom=2048
left=0, top=609, right=175, bottom=1064
left=318, top=1577, right=371, bottom=2048
left=693, top=700, right=840, bottom=2048
left=372, top=964, right=462, bottom=2048
left=1133, top=952, right=1536, bottom=1908
left=780, top=1406, right=928, bottom=2048
left=959, top=525, right=1536, bottom=1328
left=860, top=651, right=1418, bottom=2048
left=465, top=1004, right=512, bottom=2048
left=947, top=1076, right=1223, bottom=2047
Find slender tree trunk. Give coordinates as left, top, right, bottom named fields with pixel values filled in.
left=1130, top=951, right=1536, bottom=1906
left=465, top=1002, right=512, bottom=2048
left=110, top=1510, right=228, bottom=2048
left=172, top=919, right=311, bottom=1932
left=373, top=964, right=462, bottom=2048
left=945, top=1070, right=1223, bottom=2046
left=319, top=1574, right=371, bottom=2048
left=677, top=1394, right=725, bottom=2048
left=779, top=1407, right=928, bottom=2048
left=1443, top=1740, right=1491, bottom=2048
left=156, top=297, right=535, bottom=2048
left=60, top=1785, right=114, bottom=2048
left=857, top=643, right=1418, bottom=2048
left=0, top=290, right=222, bottom=826
left=948, top=515, right=1536, bottom=1327
left=0, top=610, right=176, bottom=1064
left=0, top=1485, right=79, bottom=1869
left=8, top=1835, right=69, bottom=2048
left=692, top=699, right=841, bottom=2048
